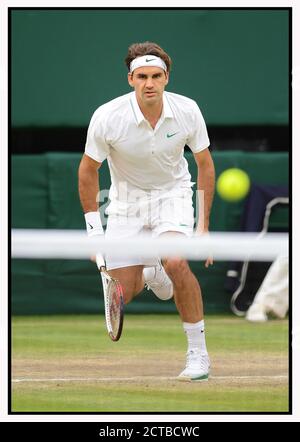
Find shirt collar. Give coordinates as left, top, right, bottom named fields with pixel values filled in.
left=162, top=93, right=174, bottom=119
left=130, top=92, right=174, bottom=126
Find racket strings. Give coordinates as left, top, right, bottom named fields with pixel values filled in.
left=106, top=280, right=123, bottom=339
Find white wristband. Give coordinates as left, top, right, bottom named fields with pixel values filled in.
left=84, top=211, right=104, bottom=237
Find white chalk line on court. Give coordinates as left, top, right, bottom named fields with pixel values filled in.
left=12, top=375, right=288, bottom=383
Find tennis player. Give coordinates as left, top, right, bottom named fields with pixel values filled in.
left=78, top=42, right=215, bottom=381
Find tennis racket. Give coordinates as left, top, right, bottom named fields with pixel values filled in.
left=96, top=253, right=124, bottom=342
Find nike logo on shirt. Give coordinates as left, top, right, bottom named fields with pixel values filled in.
left=167, top=132, right=180, bottom=138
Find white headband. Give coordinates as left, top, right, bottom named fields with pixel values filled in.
left=129, top=55, right=167, bottom=73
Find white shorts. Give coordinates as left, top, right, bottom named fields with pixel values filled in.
left=104, top=187, right=195, bottom=270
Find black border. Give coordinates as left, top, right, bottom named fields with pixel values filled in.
left=8, top=4, right=12, bottom=416
left=8, top=6, right=292, bottom=417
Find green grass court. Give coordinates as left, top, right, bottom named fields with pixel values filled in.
left=11, top=314, right=289, bottom=413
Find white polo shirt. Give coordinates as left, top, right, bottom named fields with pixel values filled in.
left=85, top=91, right=210, bottom=198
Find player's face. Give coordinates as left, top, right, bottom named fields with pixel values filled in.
left=128, top=66, right=169, bottom=106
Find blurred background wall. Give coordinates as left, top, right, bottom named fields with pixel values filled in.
left=11, top=8, right=289, bottom=153
left=11, top=8, right=290, bottom=315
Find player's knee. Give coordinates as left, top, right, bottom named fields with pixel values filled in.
left=163, top=258, right=189, bottom=281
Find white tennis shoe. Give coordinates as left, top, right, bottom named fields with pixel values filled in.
left=177, top=350, right=210, bottom=382
left=143, top=261, right=173, bottom=301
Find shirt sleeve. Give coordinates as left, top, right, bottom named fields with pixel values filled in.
left=186, top=101, right=210, bottom=153
left=84, top=109, right=110, bottom=163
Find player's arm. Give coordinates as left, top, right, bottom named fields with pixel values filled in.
left=78, top=153, right=103, bottom=236
left=193, top=148, right=215, bottom=267
left=193, top=148, right=215, bottom=234
left=79, top=153, right=123, bottom=338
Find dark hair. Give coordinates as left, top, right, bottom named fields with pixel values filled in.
left=125, top=41, right=172, bottom=72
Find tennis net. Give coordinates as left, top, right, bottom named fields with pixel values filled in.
left=12, top=229, right=288, bottom=261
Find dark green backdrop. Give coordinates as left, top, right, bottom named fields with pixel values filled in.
left=11, top=9, right=289, bottom=127
left=11, top=8, right=289, bottom=315
left=12, top=151, right=288, bottom=315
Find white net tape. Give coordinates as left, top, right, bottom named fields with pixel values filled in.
left=12, top=229, right=288, bottom=261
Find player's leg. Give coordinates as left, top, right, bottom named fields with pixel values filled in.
left=160, top=232, right=210, bottom=381
left=108, top=265, right=145, bottom=304
left=160, top=232, right=203, bottom=323
left=149, top=188, right=210, bottom=381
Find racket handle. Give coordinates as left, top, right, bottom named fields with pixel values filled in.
left=96, top=253, right=105, bottom=270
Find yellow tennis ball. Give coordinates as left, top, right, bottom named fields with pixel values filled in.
left=217, top=168, right=250, bottom=202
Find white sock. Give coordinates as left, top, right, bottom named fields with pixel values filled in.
left=183, top=320, right=208, bottom=355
